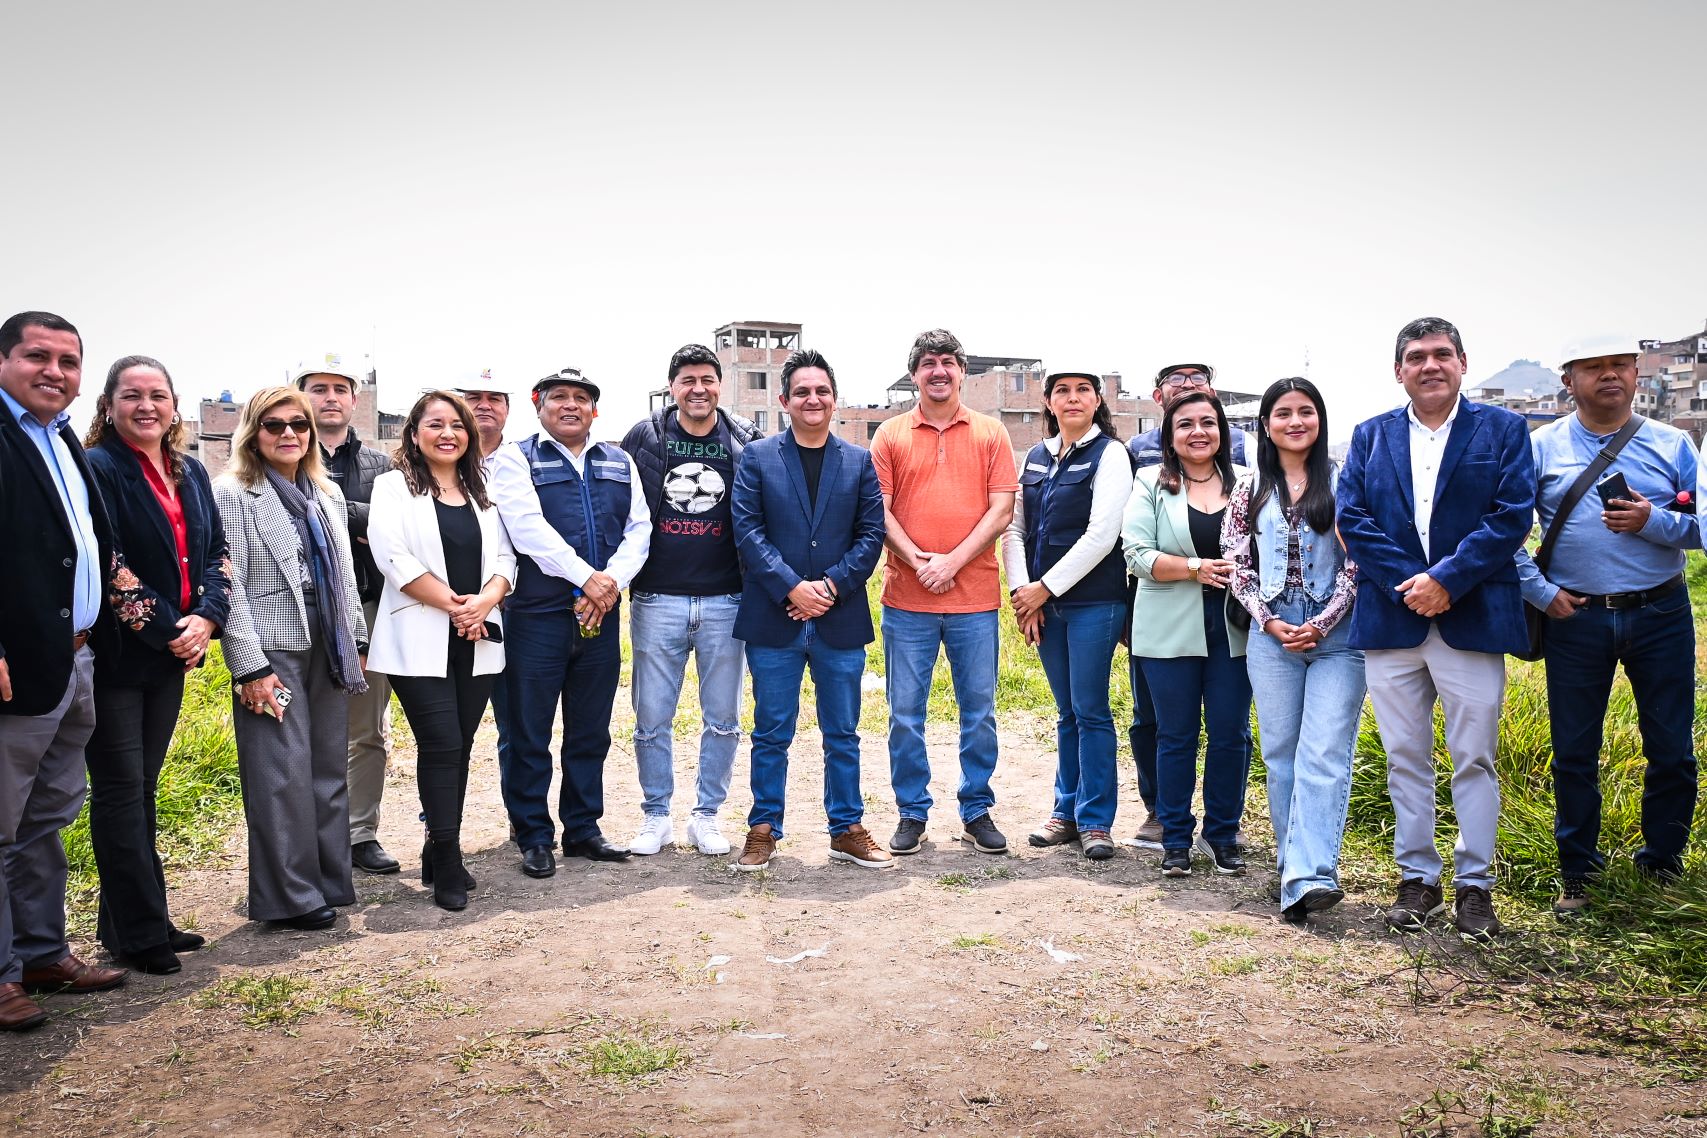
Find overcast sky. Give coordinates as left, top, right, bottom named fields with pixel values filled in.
left=14, top=1, right=1705, bottom=442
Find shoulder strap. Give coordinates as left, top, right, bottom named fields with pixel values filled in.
left=1534, top=415, right=1645, bottom=573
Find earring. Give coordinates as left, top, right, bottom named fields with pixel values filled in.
left=105, top=416, right=114, bottom=426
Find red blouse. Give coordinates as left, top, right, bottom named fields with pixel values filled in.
left=124, top=439, right=193, bottom=612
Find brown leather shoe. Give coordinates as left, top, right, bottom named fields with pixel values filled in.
left=0, top=982, right=47, bottom=1030
left=734, top=824, right=775, bottom=872
left=22, top=953, right=127, bottom=995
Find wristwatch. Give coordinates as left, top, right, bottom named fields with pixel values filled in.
left=1186, top=556, right=1203, bottom=579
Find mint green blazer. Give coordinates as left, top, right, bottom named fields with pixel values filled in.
left=1121, top=465, right=1250, bottom=660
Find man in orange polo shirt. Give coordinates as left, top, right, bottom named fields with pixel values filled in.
left=871, top=329, right=1019, bottom=855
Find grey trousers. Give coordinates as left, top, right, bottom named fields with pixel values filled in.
left=1364, top=626, right=1506, bottom=890
left=346, top=598, right=392, bottom=845
left=233, top=630, right=355, bottom=921
left=0, top=646, right=95, bottom=982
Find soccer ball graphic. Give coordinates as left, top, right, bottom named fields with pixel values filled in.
left=662, top=462, right=725, bottom=514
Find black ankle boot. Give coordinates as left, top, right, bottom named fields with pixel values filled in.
left=422, top=836, right=477, bottom=890
left=428, top=833, right=469, bottom=911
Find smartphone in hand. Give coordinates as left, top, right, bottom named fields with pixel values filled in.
left=1596, top=471, right=1632, bottom=508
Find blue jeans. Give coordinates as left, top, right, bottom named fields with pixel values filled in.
left=1128, top=649, right=1158, bottom=812
left=1037, top=601, right=1124, bottom=833
left=499, top=608, right=621, bottom=848
left=746, top=622, right=869, bottom=839
left=882, top=606, right=1000, bottom=823
left=1245, top=589, right=1366, bottom=908
left=1543, top=581, right=1697, bottom=878
left=1140, top=591, right=1252, bottom=850
left=630, top=592, right=744, bottom=818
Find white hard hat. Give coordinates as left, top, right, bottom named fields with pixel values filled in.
left=453, top=367, right=512, bottom=398
left=1557, top=335, right=1638, bottom=371
left=291, top=351, right=364, bottom=389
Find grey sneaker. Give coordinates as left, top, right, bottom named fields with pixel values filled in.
left=1386, top=878, right=1446, bottom=932
left=1132, top=812, right=1164, bottom=850
left=1081, top=830, right=1115, bottom=860
left=1194, top=836, right=1246, bottom=875
left=1028, top=818, right=1079, bottom=848
left=960, top=813, right=1008, bottom=854
left=889, top=818, right=929, bottom=855
left=1454, top=886, right=1503, bottom=942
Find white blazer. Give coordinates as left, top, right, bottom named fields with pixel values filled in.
left=365, top=469, right=516, bottom=678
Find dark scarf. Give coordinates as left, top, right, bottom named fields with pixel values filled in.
left=264, top=466, right=368, bottom=695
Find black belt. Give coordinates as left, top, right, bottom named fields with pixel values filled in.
left=1575, top=574, right=1685, bottom=610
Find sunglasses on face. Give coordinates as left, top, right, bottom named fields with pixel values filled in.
left=260, top=417, right=312, bottom=437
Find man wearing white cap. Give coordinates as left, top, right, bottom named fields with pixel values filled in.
left=1517, top=335, right=1704, bottom=917
left=454, top=369, right=511, bottom=465
left=295, top=355, right=398, bottom=876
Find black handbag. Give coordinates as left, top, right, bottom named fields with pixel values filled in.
left=1514, top=415, right=1644, bottom=661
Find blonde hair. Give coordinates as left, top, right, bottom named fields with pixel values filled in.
left=228, top=386, right=334, bottom=492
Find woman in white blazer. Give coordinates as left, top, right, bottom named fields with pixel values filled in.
left=367, top=392, right=515, bottom=911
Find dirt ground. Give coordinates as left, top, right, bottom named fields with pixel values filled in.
left=3, top=684, right=1704, bottom=1138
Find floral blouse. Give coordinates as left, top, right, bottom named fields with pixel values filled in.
left=1223, top=478, right=1358, bottom=633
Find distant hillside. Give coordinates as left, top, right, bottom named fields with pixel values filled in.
left=1470, top=359, right=1560, bottom=396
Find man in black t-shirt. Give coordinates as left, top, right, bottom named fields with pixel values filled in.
left=620, top=344, right=762, bottom=858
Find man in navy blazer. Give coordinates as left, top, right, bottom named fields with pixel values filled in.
left=1338, top=316, right=1535, bottom=941
left=729, top=349, right=888, bottom=872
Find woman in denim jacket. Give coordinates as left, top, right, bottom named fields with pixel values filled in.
left=1223, top=377, right=1364, bottom=924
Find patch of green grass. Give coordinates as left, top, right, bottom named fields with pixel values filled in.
left=1338, top=550, right=1707, bottom=1071
left=197, top=973, right=317, bottom=1028
left=1207, top=954, right=1261, bottom=977
left=950, top=933, right=1002, bottom=949
left=581, top=1031, right=687, bottom=1084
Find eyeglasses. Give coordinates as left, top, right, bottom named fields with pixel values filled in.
left=260, top=417, right=312, bottom=437
left=1161, top=372, right=1212, bottom=388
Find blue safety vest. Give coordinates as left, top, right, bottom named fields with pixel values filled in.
left=509, top=437, right=634, bottom=614
left=1019, top=434, right=1130, bottom=605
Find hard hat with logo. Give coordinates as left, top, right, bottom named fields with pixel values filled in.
left=454, top=367, right=513, bottom=402
left=530, top=366, right=600, bottom=404
left=1557, top=334, right=1638, bottom=372
left=291, top=351, right=365, bottom=390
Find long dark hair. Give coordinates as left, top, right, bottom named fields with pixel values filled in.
left=82, top=355, right=190, bottom=484
left=1252, top=377, right=1334, bottom=534
left=1157, top=390, right=1234, bottom=495
left=396, top=391, right=489, bottom=509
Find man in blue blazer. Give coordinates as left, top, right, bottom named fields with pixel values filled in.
left=729, top=349, right=888, bottom=871
left=1337, top=317, right=1535, bottom=941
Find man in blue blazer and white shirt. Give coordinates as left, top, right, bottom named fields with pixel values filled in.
left=729, top=349, right=888, bottom=872
left=1337, top=317, right=1535, bottom=941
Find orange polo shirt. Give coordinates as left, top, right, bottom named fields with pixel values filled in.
left=870, top=404, right=1018, bottom=613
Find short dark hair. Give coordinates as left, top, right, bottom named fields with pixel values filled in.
left=1394, top=317, right=1465, bottom=365
left=908, top=328, right=966, bottom=375
left=780, top=349, right=837, bottom=399
left=668, top=343, right=722, bottom=384
left=0, top=311, right=82, bottom=359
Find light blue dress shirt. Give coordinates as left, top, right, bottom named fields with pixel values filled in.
left=1517, top=413, right=1704, bottom=607
left=1, top=386, right=103, bottom=630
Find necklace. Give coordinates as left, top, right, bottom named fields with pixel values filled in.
left=1183, top=469, right=1217, bottom=484
left=1289, top=477, right=1307, bottom=493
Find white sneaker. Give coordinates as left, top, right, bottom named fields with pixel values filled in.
left=629, top=814, right=676, bottom=856
left=685, top=814, right=732, bottom=856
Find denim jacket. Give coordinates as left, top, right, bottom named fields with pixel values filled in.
left=1225, top=469, right=1357, bottom=632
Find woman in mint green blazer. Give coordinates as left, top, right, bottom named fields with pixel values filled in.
left=1122, top=390, right=1251, bottom=879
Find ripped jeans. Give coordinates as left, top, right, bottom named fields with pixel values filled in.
left=630, top=591, right=745, bottom=818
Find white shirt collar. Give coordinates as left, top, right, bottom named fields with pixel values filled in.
left=1044, top=423, right=1103, bottom=457
left=1405, top=398, right=1460, bottom=435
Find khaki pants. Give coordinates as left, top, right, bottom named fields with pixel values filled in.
left=347, top=598, right=393, bottom=845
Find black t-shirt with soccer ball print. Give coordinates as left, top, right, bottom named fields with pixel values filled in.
left=632, top=417, right=743, bottom=596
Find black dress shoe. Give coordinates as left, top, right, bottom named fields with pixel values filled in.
left=563, top=836, right=632, bottom=862
left=520, top=845, right=557, bottom=878
left=268, top=906, right=337, bottom=931
left=351, top=840, right=400, bottom=875
left=126, top=942, right=183, bottom=975
left=167, top=927, right=206, bottom=953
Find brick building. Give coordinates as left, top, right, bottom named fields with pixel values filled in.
left=1640, top=323, right=1707, bottom=443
